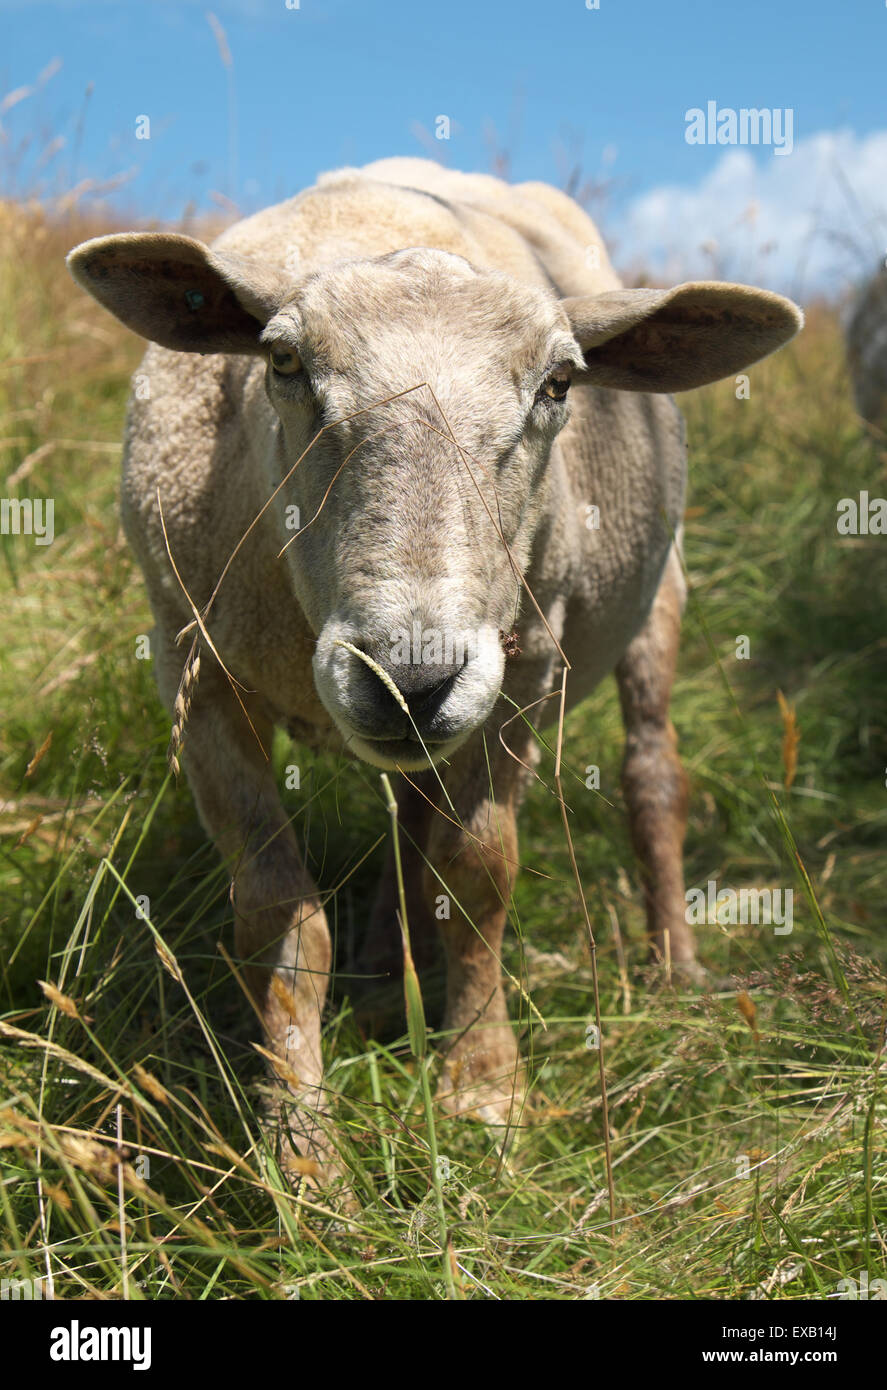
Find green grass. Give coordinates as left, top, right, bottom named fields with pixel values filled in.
left=1, top=206, right=885, bottom=1300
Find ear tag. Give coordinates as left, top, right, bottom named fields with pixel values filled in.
left=184, top=289, right=205, bottom=312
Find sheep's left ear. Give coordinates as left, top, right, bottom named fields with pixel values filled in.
left=563, top=281, right=803, bottom=393
left=67, top=232, right=289, bottom=354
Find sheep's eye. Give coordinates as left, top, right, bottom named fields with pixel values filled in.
left=269, top=347, right=302, bottom=376
left=541, top=373, right=570, bottom=402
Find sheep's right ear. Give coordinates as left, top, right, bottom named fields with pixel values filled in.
left=564, top=281, right=803, bottom=393
left=67, top=233, right=288, bottom=354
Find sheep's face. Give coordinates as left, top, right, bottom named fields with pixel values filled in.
left=67, top=226, right=802, bottom=772
left=262, top=250, right=583, bottom=769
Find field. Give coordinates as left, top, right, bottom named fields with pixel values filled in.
left=1, top=199, right=885, bottom=1301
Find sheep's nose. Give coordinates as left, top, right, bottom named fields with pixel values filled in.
left=366, top=648, right=466, bottom=722
left=350, top=639, right=469, bottom=739
left=403, top=662, right=465, bottom=717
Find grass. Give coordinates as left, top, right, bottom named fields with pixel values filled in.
left=1, top=200, right=886, bottom=1301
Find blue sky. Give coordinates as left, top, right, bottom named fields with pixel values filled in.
left=3, top=0, right=886, bottom=295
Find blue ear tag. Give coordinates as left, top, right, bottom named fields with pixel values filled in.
left=184, top=289, right=205, bottom=311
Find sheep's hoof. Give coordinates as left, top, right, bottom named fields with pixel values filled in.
left=256, top=1084, right=357, bottom=1212
left=669, top=959, right=712, bottom=989
left=273, top=1134, right=359, bottom=1216
left=435, top=1030, right=526, bottom=1137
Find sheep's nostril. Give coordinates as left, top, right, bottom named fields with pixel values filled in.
left=355, top=646, right=466, bottom=733
left=404, top=664, right=464, bottom=717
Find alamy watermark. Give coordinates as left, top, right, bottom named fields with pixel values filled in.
left=836, top=491, right=887, bottom=535
left=1, top=1276, right=47, bottom=1299
left=685, top=102, right=793, bottom=156
left=49, top=1321, right=151, bottom=1370
left=1, top=497, right=54, bottom=545
left=835, top=1271, right=887, bottom=1300
left=685, top=880, right=793, bottom=935
left=389, top=621, right=480, bottom=668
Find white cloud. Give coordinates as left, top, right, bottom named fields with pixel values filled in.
left=611, top=128, right=887, bottom=299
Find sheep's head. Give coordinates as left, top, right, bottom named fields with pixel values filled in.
left=69, top=232, right=801, bottom=769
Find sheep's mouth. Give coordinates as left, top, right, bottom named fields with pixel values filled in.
left=363, top=734, right=448, bottom=759
left=344, top=730, right=463, bottom=770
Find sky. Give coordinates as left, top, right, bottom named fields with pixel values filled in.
left=2, top=0, right=886, bottom=299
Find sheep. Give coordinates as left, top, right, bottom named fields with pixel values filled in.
left=67, top=157, right=802, bottom=1186
left=846, top=261, right=887, bottom=426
